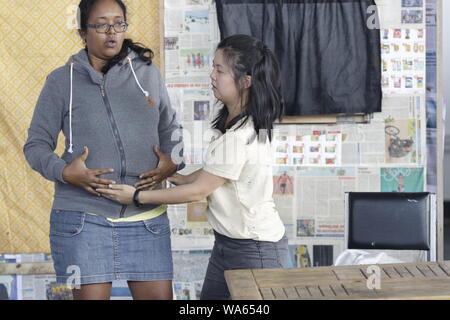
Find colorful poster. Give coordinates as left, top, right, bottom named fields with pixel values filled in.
left=380, top=167, right=424, bottom=192
left=384, top=118, right=418, bottom=163
left=273, top=167, right=294, bottom=195
left=380, top=27, right=425, bottom=94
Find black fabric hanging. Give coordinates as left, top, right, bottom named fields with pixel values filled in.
left=215, top=0, right=382, bottom=116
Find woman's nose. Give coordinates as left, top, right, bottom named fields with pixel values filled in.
left=106, top=25, right=116, bottom=35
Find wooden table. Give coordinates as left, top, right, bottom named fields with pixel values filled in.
left=224, top=261, right=450, bottom=300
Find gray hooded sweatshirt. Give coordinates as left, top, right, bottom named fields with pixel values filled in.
left=24, top=49, right=184, bottom=219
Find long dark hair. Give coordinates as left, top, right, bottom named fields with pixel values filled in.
left=212, top=34, right=284, bottom=142
left=78, top=0, right=154, bottom=74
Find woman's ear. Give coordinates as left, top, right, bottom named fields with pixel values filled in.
left=78, top=30, right=86, bottom=44
left=243, top=75, right=252, bottom=89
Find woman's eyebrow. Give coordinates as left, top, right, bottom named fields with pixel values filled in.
left=96, top=15, right=124, bottom=19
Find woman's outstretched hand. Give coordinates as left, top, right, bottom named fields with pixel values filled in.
left=97, top=184, right=136, bottom=205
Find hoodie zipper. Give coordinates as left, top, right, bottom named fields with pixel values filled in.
left=100, top=77, right=127, bottom=218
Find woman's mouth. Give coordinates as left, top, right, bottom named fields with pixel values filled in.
left=105, top=39, right=117, bottom=48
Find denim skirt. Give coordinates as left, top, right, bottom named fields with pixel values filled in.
left=49, top=209, right=173, bottom=285
left=200, top=231, right=288, bottom=300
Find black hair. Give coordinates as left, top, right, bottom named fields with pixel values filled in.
left=78, top=0, right=154, bottom=74
left=212, top=34, right=284, bottom=142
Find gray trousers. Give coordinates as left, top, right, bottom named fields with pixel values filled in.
left=200, top=230, right=288, bottom=300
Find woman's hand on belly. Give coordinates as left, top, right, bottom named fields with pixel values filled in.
left=97, top=184, right=135, bottom=204
left=134, top=145, right=177, bottom=190
left=62, top=146, right=116, bottom=196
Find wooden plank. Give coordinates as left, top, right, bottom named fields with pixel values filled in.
left=0, top=262, right=54, bottom=275
left=382, top=266, right=403, bottom=279
left=373, top=278, right=450, bottom=300
left=306, top=286, right=324, bottom=298
left=319, top=285, right=336, bottom=298
left=295, top=286, right=312, bottom=299
left=252, top=268, right=339, bottom=287
left=415, top=264, right=438, bottom=278
left=259, top=288, right=275, bottom=300
left=392, top=265, right=414, bottom=279
left=330, top=284, right=350, bottom=298
left=224, top=269, right=262, bottom=300
left=271, top=287, right=288, bottom=300
left=438, top=261, right=450, bottom=276
left=343, top=284, right=379, bottom=299
left=328, top=268, right=366, bottom=281
left=404, top=265, right=426, bottom=278
left=427, top=264, right=449, bottom=278
left=283, top=287, right=299, bottom=299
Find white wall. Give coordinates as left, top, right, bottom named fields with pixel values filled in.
left=443, top=1, right=450, bottom=200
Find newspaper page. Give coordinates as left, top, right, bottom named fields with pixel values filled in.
left=376, top=0, right=425, bottom=29
left=294, top=167, right=356, bottom=239
left=172, top=249, right=211, bottom=300
left=0, top=254, right=19, bottom=300
left=168, top=165, right=215, bottom=250
left=272, top=166, right=295, bottom=239
left=16, top=254, right=59, bottom=300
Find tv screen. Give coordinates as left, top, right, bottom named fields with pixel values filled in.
left=347, top=192, right=430, bottom=250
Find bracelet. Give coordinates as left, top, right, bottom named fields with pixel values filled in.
left=133, top=189, right=143, bottom=208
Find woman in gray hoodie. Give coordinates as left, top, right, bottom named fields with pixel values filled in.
left=23, top=0, right=183, bottom=300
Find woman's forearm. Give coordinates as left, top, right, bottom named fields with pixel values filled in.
left=137, top=169, right=226, bottom=205
left=185, top=169, right=202, bottom=184
left=139, top=183, right=205, bottom=205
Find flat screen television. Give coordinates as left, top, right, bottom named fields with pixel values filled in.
left=346, top=192, right=431, bottom=250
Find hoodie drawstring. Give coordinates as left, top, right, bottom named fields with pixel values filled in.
left=127, top=56, right=149, bottom=98
left=68, top=61, right=74, bottom=153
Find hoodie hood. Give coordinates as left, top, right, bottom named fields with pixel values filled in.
left=65, top=48, right=139, bottom=85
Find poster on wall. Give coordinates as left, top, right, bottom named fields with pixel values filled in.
left=381, top=27, right=426, bottom=94
left=384, top=118, right=419, bottom=163
left=380, top=167, right=425, bottom=192
left=272, top=128, right=343, bottom=167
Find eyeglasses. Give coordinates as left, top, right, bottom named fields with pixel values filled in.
left=86, top=22, right=128, bottom=34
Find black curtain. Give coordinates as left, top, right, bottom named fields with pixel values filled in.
left=216, top=0, right=382, bottom=116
